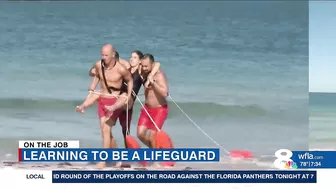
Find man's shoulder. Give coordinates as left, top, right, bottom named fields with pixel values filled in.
left=119, top=58, right=129, bottom=64
left=157, top=70, right=166, bottom=76
left=116, top=62, right=129, bottom=74
left=94, top=60, right=102, bottom=67
left=155, top=71, right=167, bottom=80
left=118, top=58, right=130, bottom=69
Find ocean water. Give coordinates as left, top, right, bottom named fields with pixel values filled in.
left=310, top=92, right=336, bottom=149
left=0, top=1, right=308, bottom=168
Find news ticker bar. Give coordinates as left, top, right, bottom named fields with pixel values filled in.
left=19, top=148, right=220, bottom=162
left=51, top=170, right=317, bottom=183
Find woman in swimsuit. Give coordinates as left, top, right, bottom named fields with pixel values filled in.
left=106, top=51, right=160, bottom=146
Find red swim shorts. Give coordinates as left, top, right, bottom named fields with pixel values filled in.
left=137, top=104, right=168, bottom=131
left=97, top=97, right=122, bottom=120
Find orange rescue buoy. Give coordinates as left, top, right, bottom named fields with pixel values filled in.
left=155, top=131, right=175, bottom=167
left=125, top=135, right=148, bottom=167
left=229, top=150, right=254, bottom=159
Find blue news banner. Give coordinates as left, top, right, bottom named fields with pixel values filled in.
left=19, top=148, right=220, bottom=162
left=290, top=151, right=336, bottom=169
left=52, top=170, right=317, bottom=183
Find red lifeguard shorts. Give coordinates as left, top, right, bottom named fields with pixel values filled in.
left=137, top=104, right=168, bottom=131
left=97, top=97, right=122, bottom=120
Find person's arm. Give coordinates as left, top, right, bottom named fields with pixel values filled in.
left=152, top=72, right=168, bottom=97
left=144, top=62, right=161, bottom=87
left=119, top=65, right=133, bottom=101
left=149, top=62, right=161, bottom=77
left=89, top=65, right=96, bottom=77
left=119, top=58, right=131, bottom=69
left=88, top=62, right=100, bottom=91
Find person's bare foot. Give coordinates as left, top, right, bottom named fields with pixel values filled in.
left=96, top=162, right=106, bottom=169
left=152, top=162, right=162, bottom=168
left=114, top=162, right=123, bottom=168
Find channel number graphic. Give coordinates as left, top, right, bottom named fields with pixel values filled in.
left=273, top=149, right=297, bottom=169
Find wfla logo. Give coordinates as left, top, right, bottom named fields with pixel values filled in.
left=273, top=149, right=298, bottom=169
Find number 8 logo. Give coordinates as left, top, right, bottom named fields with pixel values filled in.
left=273, top=149, right=293, bottom=169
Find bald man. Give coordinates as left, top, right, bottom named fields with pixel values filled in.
left=77, top=44, right=133, bottom=169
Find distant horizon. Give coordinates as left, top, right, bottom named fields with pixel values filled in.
left=310, top=91, right=336, bottom=94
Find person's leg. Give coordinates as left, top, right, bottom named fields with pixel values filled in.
left=137, top=127, right=151, bottom=147
left=137, top=106, right=152, bottom=147
left=148, top=105, right=169, bottom=148
left=119, top=109, right=133, bottom=148
left=118, top=98, right=134, bottom=148
left=97, top=116, right=118, bottom=169
left=105, top=93, right=128, bottom=115
left=76, top=93, right=100, bottom=113
left=96, top=97, right=122, bottom=169
left=148, top=130, right=161, bottom=167
left=147, top=105, right=169, bottom=167
left=119, top=111, right=127, bottom=148
left=148, top=130, right=156, bottom=148
left=117, top=108, right=134, bottom=168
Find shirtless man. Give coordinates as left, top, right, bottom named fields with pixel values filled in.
left=87, top=51, right=161, bottom=148
left=137, top=54, right=169, bottom=150
left=77, top=44, right=133, bottom=169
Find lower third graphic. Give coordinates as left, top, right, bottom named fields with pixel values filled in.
left=284, top=160, right=297, bottom=169
left=273, top=149, right=297, bottom=169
